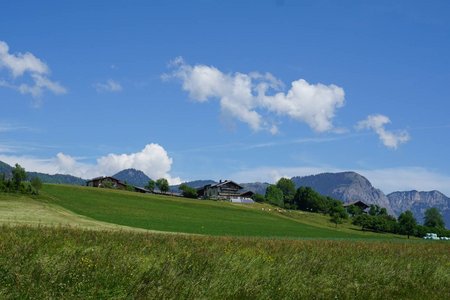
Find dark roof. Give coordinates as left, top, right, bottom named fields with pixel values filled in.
left=211, top=180, right=243, bottom=189
left=86, top=176, right=120, bottom=183
left=240, top=190, right=254, bottom=197
left=343, top=200, right=369, bottom=209
left=87, top=176, right=150, bottom=193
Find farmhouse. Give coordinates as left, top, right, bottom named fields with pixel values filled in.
left=86, top=176, right=148, bottom=193
left=197, top=180, right=254, bottom=201
left=343, top=200, right=369, bottom=211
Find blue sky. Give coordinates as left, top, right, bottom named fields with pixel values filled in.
left=1, top=0, right=450, bottom=194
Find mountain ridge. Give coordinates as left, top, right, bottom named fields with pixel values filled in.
left=387, top=190, right=449, bottom=228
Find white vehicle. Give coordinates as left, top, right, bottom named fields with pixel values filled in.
left=423, top=233, right=440, bottom=240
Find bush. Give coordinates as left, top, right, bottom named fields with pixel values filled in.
left=30, top=177, right=43, bottom=192
left=179, top=184, right=198, bottom=198
left=251, top=193, right=265, bottom=203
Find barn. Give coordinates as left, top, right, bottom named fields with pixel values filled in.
left=86, top=176, right=148, bottom=193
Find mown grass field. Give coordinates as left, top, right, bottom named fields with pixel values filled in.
left=1, top=225, right=449, bottom=299
left=39, top=184, right=405, bottom=239
left=0, top=192, right=148, bottom=231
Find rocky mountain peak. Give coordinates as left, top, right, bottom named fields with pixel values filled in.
left=112, top=168, right=151, bottom=187
left=291, top=171, right=393, bottom=215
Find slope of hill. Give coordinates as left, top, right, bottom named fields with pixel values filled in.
left=112, top=168, right=151, bottom=187
left=291, top=172, right=393, bottom=214
left=40, top=184, right=387, bottom=239
left=387, top=190, right=450, bottom=228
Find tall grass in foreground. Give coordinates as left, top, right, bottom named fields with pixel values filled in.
left=1, top=225, right=449, bottom=299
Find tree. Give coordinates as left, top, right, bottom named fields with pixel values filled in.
left=100, top=179, right=115, bottom=189
left=156, top=178, right=169, bottom=193
left=146, top=179, right=156, bottom=192
left=369, top=205, right=388, bottom=216
left=369, top=204, right=380, bottom=216
left=424, top=208, right=445, bottom=229
left=329, top=204, right=348, bottom=228
left=265, top=185, right=284, bottom=207
left=353, top=214, right=370, bottom=231
left=293, top=186, right=322, bottom=212
left=398, top=210, right=417, bottom=239
left=30, top=177, right=42, bottom=192
left=12, top=163, right=26, bottom=190
left=0, top=173, right=6, bottom=192
left=126, top=183, right=135, bottom=192
left=347, top=204, right=363, bottom=217
left=276, top=178, right=296, bottom=205
left=179, top=183, right=198, bottom=198
left=252, top=193, right=265, bottom=203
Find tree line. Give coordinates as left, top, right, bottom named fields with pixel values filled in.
left=0, top=164, right=42, bottom=195
left=254, top=178, right=449, bottom=238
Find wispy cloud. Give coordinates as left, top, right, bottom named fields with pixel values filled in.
left=165, top=57, right=345, bottom=134
left=0, top=123, right=35, bottom=133
left=93, top=79, right=123, bottom=93
left=356, top=114, right=410, bottom=149
left=176, top=134, right=359, bottom=153
left=0, top=40, right=66, bottom=102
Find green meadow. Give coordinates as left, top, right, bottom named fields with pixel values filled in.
left=40, top=184, right=402, bottom=239
left=1, top=184, right=449, bottom=299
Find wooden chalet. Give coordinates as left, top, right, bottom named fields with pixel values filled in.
left=86, top=176, right=148, bottom=193
left=343, top=200, right=369, bottom=211
left=197, top=180, right=254, bottom=200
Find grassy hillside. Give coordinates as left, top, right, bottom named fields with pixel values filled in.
left=0, top=193, right=155, bottom=232
left=41, top=184, right=400, bottom=239
left=1, top=226, right=449, bottom=299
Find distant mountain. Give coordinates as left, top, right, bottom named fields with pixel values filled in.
left=27, top=172, right=86, bottom=185
left=112, top=169, right=151, bottom=187
left=170, top=180, right=217, bottom=193
left=0, top=160, right=85, bottom=185
left=240, top=182, right=270, bottom=195
left=0, top=161, right=13, bottom=178
left=387, top=190, right=450, bottom=228
left=291, top=172, right=393, bottom=214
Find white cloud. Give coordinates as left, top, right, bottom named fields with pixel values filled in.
left=357, top=114, right=410, bottom=149
left=257, top=79, right=345, bottom=132
left=96, top=144, right=179, bottom=183
left=18, top=73, right=66, bottom=98
left=94, top=79, right=123, bottom=93
left=0, top=143, right=181, bottom=185
left=166, top=57, right=345, bottom=133
left=231, top=165, right=450, bottom=196
left=0, top=41, right=48, bottom=77
left=0, top=40, right=66, bottom=99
